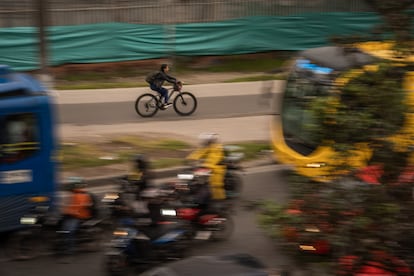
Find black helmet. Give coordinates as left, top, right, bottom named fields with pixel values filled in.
left=134, top=154, right=148, bottom=170
left=66, top=176, right=86, bottom=190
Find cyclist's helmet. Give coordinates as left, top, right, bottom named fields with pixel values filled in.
left=199, top=132, right=219, bottom=146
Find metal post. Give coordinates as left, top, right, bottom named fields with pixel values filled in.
left=35, top=0, right=53, bottom=89
left=164, top=0, right=176, bottom=69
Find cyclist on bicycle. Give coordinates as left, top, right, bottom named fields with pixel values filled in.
left=147, top=64, right=177, bottom=108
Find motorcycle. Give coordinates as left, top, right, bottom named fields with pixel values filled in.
left=4, top=206, right=58, bottom=260
left=222, top=145, right=245, bottom=199
left=175, top=202, right=235, bottom=242
left=101, top=176, right=158, bottom=230
left=105, top=202, right=192, bottom=276
left=5, top=206, right=105, bottom=260
left=177, top=145, right=244, bottom=201
left=101, top=179, right=133, bottom=227
left=161, top=180, right=235, bottom=242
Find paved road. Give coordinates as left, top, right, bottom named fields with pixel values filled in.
left=1, top=166, right=302, bottom=276
left=55, top=81, right=284, bottom=143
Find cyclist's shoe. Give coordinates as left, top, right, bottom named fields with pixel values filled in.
left=163, top=103, right=172, bottom=108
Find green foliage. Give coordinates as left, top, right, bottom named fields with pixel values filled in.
left=306, top=62, right=411, bottom=180
left=341, top=63, right=407, bottom=137
left=364, top=0, right=414, bottom=46
left=257, top=200, right=303, bottom=239
left=60, top=138, right=270, bottom=171
left=151, top=157, right=186, bottom=169
left=224, top=73, right=286, bottom=83
left=55, top=81, right=145, bottom=90
left=55, top=52, right=290, bottom=90
left=257, top=167, right=414, bottom=267
left=59, top=143, right=124, bottom=170
left=151, top=139, right=190, bottom=150
left=310, top=63, right=407, bottom=146
left=232, top=142, right=272, bottom=160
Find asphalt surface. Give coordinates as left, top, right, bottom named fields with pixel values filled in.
left=55, top=81, right=282, bottom=143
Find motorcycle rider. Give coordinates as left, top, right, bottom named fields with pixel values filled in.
left=106, top=155, right=152, bottom=223
left=60, top=177, right=93, bottom=256
left=127, top=154, right=152, bottom=197
left=186, top=133, right=226, bottom=200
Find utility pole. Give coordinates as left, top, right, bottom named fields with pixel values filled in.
left=35, top=0, right=53, bottom=89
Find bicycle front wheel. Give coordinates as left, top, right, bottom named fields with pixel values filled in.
left=173, top=92, right=197, bottom=116
left=135, top=93, right=159, bottom=117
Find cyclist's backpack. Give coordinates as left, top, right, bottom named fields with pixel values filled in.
left=145, top=71, right=159, bottom=84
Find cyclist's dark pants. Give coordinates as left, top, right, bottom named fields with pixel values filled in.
left=150, top=84, right=169, bottom=103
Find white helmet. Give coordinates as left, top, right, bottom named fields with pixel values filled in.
left=198, top=132, right=218, bottom=146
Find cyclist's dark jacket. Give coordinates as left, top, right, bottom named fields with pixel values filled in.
left=152, top=71, right=177, bottom=88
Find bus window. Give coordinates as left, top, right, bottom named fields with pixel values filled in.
left=282, top=72, right=334, bottom=155
left=0, top=113, right=40, bottom=164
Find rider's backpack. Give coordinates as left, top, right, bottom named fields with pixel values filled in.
left=145, top=71, right=159, bottom=84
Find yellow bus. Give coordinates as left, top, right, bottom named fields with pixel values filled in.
left=271, top=41, right=414, bottom=182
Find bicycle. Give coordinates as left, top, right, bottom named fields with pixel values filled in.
left=135, top=81, right=197, bottom=118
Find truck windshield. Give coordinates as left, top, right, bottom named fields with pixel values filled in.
left=0, top=113, right=40, bottom=164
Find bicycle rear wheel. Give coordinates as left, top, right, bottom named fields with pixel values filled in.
left=135, top=93, right=159, bottom=117
left=173, top=92, right=197, bottom=116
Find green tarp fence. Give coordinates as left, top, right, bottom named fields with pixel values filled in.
left=0, top=12, right=412, bottom=71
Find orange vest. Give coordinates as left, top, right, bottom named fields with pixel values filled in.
left=63, top=190, right=92, bottom=219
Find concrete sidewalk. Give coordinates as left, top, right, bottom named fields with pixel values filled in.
left=56, top=81, right=281, bottom=143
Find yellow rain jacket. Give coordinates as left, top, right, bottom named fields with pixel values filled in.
left=187, top=142, right=226, bottom=200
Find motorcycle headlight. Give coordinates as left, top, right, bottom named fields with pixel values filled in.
left=20, top=216, right=38, bottom=225
left=102, top=193, right=119, bottom=203
left=161, top=209, right=177, bottom=216
left=113, top=230, right=129, bottom=237
left=177, top=173, right=194, bottom=180
left=299, top=245, right=316, bottom=252
left=305, top=226, right=320, bottom=233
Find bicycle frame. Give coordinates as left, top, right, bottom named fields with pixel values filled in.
left=153, top=83, right=184, bottom=104
left=135, top=81, right=197, bottom=117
